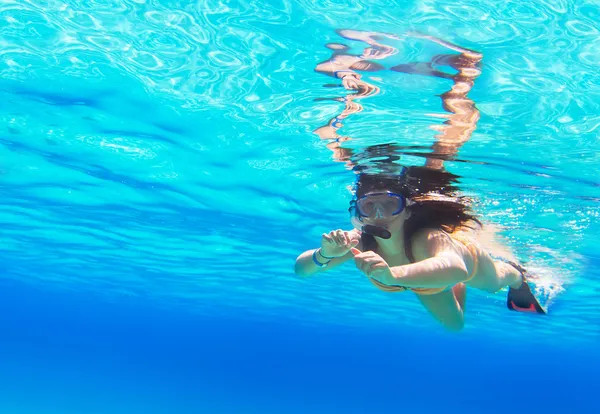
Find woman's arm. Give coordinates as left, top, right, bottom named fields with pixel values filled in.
left=295, top=230, right=363, bottom=278
left=294, top=249, right=356, bottom=278
left=388, top=253, right=468, bottom=288
left=372, top=229, right=469, bottom=288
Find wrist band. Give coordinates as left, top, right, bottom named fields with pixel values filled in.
left=317, top=248, right=337, bottom=260
left=312, top=249, right=330, bottom=267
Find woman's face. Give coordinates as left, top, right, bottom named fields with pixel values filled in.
left=361, top=205, right=409, bottom=234
left=354, top=191, right=409, bottom=233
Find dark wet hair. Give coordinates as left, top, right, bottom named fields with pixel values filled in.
left=354, top=167, right=481, bottom=261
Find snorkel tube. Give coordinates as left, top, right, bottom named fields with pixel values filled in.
left=361, top=224, right=392, bottom=240
left=349, top=212, right=392, bottom=239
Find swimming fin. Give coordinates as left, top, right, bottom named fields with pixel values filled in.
left=505, top=262, right=547, bottom=315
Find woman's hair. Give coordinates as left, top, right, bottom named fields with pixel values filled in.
left=354, top=167, right=481, bottom=261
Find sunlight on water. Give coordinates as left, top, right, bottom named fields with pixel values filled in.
left=0, top=0, right=599, bottom=343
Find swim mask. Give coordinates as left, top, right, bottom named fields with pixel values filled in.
left=354, top=191, right=406, bottom=219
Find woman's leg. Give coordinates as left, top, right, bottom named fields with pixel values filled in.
left=491, top=260, right=546, bottom=314
left=489, top=261, right=523, bottom=292
left=415, top=289, right=465, bottom=331
left=452, top=282, right=467, bottom=310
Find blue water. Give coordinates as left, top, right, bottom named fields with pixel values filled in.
left=1, top=0, right=599, bottom=413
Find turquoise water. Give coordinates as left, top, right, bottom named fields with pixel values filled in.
left=1, top=0, right=599, bottom=413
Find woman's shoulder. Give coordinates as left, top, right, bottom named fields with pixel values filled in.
left=411, top=227, right=450, bottom=243
left=409, top=228, right=457, bottom=259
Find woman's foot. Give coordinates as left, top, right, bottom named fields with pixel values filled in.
left=505, top=262, right=547, bottom=315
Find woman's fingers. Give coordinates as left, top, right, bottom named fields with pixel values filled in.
left=329, top=229, right=354, bottom=247
left=327, top=230, right=338, bottom=244
left=343, top=231, right=352, bottom=246
left=322, top=230, right=361, bottom=257
left=354, top=253, right=385, bottom=276
left=334, top=229, right=345, bottom=244
left=355, top=254, right=372, bottom=273
left=322, top=233, right=334, bottom=244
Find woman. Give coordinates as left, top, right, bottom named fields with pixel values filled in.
left=294, top=171, right=546, bottom=331
left=296, top=31, right=545, bottom=331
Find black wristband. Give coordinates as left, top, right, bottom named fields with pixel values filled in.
left=317, top=248, right=337, bottom=260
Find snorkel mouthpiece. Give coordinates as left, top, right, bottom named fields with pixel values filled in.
left=362, top=225, right=391, bottom=240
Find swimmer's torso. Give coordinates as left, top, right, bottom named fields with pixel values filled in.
left=361, top=229, right=499, bottom=294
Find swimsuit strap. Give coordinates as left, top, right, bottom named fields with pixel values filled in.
left=409, top=286, right=448, bottom=295
left=369, top=274, right=447, bottom=296
left=369, top=277, right=408, bottom=292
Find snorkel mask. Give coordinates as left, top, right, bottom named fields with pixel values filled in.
left=349, top=169, right=408, bottom=239
left=350, top=192, right=406, bottom=239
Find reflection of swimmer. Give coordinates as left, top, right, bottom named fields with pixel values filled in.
left=391, top=32, right=483, bottom=170
left=315, top=28, right=399, bottom=89
left=311, top=30, right=400, bottom=170
left=312, top=32, right=391, bottom=142
left=313, top=30, right=484, bottom=173
left=296, top=33, right=546, bottom=331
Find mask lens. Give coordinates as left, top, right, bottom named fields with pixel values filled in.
left=356, top=192, right=405, bottom=219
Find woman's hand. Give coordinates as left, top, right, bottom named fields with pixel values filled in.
left=320, top=229, right=360, bottom=258
left=351, top=248, right=394, bottom=284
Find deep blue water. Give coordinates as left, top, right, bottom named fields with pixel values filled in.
left=2, top=280, right=599, bottom=414
left=1, top=0, right=600, bottom=412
